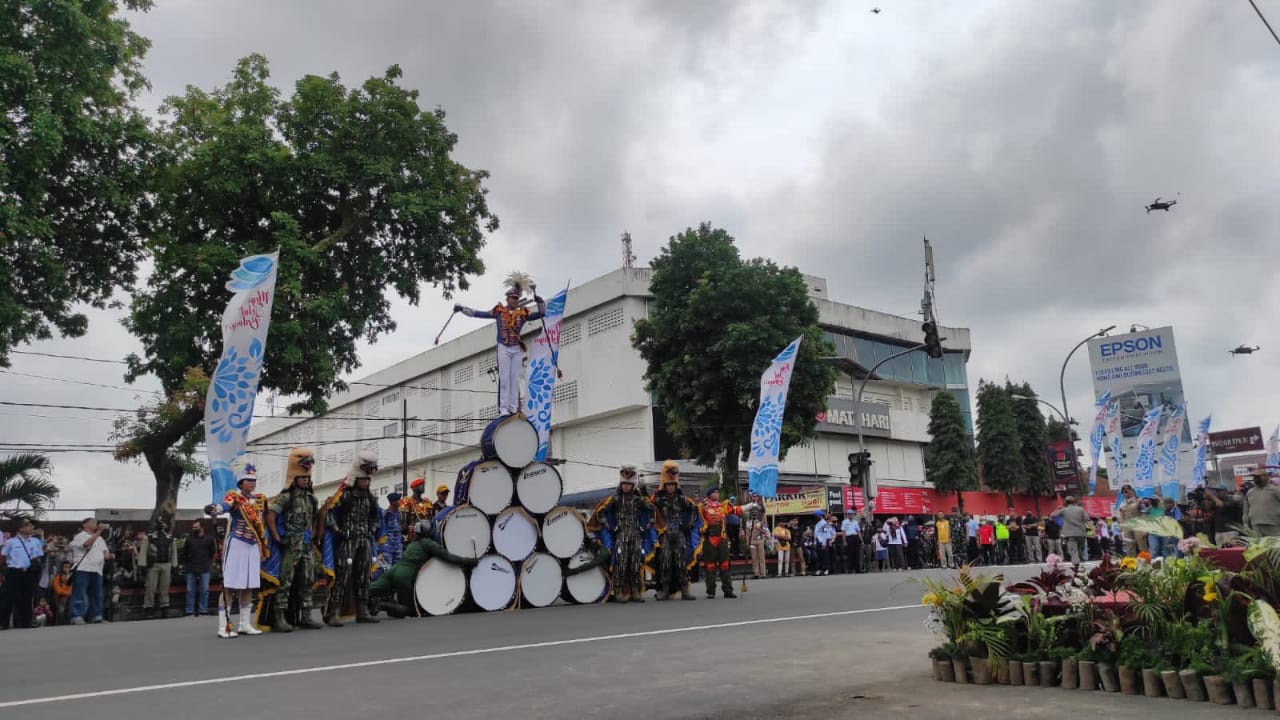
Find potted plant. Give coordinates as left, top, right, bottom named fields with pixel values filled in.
left=1088, top=611, right=1122, bottom=692
left=1180, top=652, right=1211, bottom=702
left=1140, top=651, right=1165, bottom=698
left=929, top=644, right=957, bottom=682
left=1052, top=646, right=1079, bottom=689
left=1221, top=651, right=1255, bottom=708
left=1076, top=646, right=1098, bottom=691
left=1008, top=654, right=1024, bottom=687
left=1115, top=633, right=1145, bottom=695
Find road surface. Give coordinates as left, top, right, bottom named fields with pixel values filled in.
left=2, top=568, right=1229, bottom=719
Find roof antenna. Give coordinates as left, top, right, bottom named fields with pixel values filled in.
left=621, top=231, right=636, bottom=269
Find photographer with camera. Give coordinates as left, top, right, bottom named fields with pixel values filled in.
left=67, top=518, right=113, bottom=624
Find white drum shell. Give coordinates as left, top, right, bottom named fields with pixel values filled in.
left=541, top=506, right=586, bottom=559
left=493, top=506, right=539, bottom=562
left=441, top=506, right=492, bottom=560
left=519, top=552, right=563, bottom=608
left=564, top=550, right=608, bottom=605
left=413, top=557, right=467, bottom=616
left=516, top=462, right=563, bottom=515
left=470, top=554, right=518, bottom=612
left=467, top=461, right=514, bottom=515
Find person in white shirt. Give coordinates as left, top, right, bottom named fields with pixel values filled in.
left=885, top=518, right=907, bottom=571
left=840, top=516, right=862, bottom=573
left=67, top=518, right=112, bottom=624
left=812, top=511, right=835, bottom=575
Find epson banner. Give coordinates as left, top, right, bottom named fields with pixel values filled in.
left=1098, top=335, right=1163, bottom=357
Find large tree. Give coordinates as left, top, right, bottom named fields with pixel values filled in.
left=0, top=453, right=58, bottom=520
left=925, top=390, right=977, bottom=512
left=975, top=379, right=1024, bottom=505
left=1006, top=381, right=1052, bottom=497
left=113, top=55, right=497, bottom=527
left=0, top=0, right=155, bottom=364
left=632, top=223, right=836, bottom=492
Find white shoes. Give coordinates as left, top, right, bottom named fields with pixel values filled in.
left=217, top=609, right=238, bottom=638
left=238, top=605, right=263, bottom=635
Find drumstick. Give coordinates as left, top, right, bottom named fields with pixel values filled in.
left=434, top=310, right=458, bottom=346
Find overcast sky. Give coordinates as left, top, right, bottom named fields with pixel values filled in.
left=7, top=0, right=1280, bottom=512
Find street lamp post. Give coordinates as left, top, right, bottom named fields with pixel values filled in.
left=1010, top=394, right=1071, bottom=425
left=1058, top=325, right=1115, bottom=489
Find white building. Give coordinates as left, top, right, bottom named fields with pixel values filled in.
left=245, top=267, right=973, bottom=511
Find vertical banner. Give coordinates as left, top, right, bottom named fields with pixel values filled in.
left=1087, top=390, right=1111, bottom=496
left=1157, top=403, right=1186, bottom=497
left=523, top=285, right=569, bottom=462
left=1131, top=405, right=1164, bottom=496
left=747, top=336, right=803, bottom=499
left=1268, top=426, right=1280, bottom=473
left=206, top=251, right=280, bottom=501
left=1105, top=400, right=1124, bottom=486
left=1191, top=415, right=1212, bottom=488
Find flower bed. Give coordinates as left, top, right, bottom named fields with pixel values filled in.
left=922, top=536, right=1280, bottom=711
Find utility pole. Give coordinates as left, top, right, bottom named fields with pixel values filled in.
left=401, top=398, right=409, bottom=497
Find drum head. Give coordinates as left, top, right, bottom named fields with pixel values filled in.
left=441, top=505, right=492, bottom=560
left=493, top=506, right=538, bottom=562
left=565, top=550, right=608, bottom=605
left=516, top=462, right=562, bottom=515
left=467, top=460, right=514, bottom=515
left=470, top=554, right=517, bottom=612
left=519, top=552, right=563, bottom=608
left=414, top=557, right=467, bottom=616
left=542, top=506, right=585, bottom=559
left=485, top=415, right=539, bottom=469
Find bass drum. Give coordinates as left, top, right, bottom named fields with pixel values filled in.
left=440, top=505, right=492, bottom=560
left=563, top=548, right=609, bottom=605
left=516, top=462, right=562, bottom=515
left=466, top=460, right=514, bottom=515
left=541, top=506, right=585, bottom=559
left=413, top=557, right=468, bottom=616
left=480, top=414, right=539, bottom=470
left=492, top=506, right=538, bottom=562
left=469, top=554, right=517, bottom=612
left=518, top=552, right=563, bottom=608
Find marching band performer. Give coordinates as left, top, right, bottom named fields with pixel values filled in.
left=453, top=272, right=546, bottom=415
left=697, top=486, right=758, bottom=599
left=262, top=448, right=323, bottom=632
left=592, top=464, right=654, bottom=603
left=204, top=465, right=268, bottom=638
left=380, top=492, right=404, bottom=569
left=650, top=460, right=702, bottom=601
left=320, top=452, right=385, bottom=626
left=400, top=478, right=435, bottom=540
left=368, top=517, right=477, bottom=618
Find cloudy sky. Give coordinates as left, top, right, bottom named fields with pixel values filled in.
left=7, top=0, right=1280, bottom=512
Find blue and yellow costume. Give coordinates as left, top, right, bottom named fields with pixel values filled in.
left=455, top=276, right=547, bottom=415
left=320, top=452, right=386, bottom=625
left=592, top=465, right=655, bottom=603
left=649, top=460, right=703, bottom=601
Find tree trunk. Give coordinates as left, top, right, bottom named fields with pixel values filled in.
left=145, top=449, right=185, bottom=530
left=955, top=490, right=964, bottom=514
left=721, top=442, right=741, bottom=497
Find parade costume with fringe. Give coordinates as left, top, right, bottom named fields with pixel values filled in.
left=369, top=517, right=476, bottom=617
left=260, top=448, right=323, bottom=632
left=592, top=467, right=654, bottom=603
left=399, top=478, right=435, bottom=540
left=454, top=272, right=546, bottom=414
left=698, top=490, right=751, bottom=598
left=320, top=452, right=386, bottom=625
left=205, top=466, right=269, bottom=637
left=650, top=461, right=702, bottom=601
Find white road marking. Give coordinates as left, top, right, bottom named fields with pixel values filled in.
left=0, top=603, right=920, bottom=708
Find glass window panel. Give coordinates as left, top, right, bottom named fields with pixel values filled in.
left=927, top=356, right=945, bottom=385
left=854, top=338, right=876, bottom=367
left=911, top=352, right=929, bottom=384
left=944, top=352, right=966, bottom=386
left=892, top=354, right=912, bottom=382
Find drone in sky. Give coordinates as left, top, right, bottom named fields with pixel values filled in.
left=1229, top=345, right=1261, bottom=356
left=871, top=7, right=881, bottom=14
left=1145, top=195, right=1178, bottom=214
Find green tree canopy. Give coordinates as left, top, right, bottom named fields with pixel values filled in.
left=926, top=390, right=977, bottom=510
left=632, top=223, right=835, bottom=491
left=0, top=453, right=58, bottom=520
left=1006, top=380, right=1052, bottom=496
left=975, top=379, right=1024, bottom=504
left=1046, top=416, right=1073, bottom=444
left=0, top=0, right=155, bottom=363
left=115, top=55, right=498, bottom=526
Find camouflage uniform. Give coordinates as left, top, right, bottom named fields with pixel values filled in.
left=270, top=487, right=320, bottom=630
left=325, top=486, right=380, bottom=625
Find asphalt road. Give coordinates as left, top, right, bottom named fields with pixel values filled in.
left=2, top=567, right=1233, bottom=719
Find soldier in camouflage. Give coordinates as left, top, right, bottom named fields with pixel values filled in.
left=265, top=448, right=322, bottom=632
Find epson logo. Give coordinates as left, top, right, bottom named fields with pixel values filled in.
left=1099, top=335, right=1162, bottom=357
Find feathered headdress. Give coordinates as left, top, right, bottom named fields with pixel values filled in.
left=504, top=271, right=534, bottom=297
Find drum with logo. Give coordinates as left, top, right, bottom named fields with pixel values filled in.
left=465, top=459, right=514, bottom=515
left=439, top=505, right=492, bottom=560
left=469, top=553, right=518, bottom=612
left=413, top=557, right=468, bottom=616
left=518, top=552, right=563, bottom=608
left=563, top=548, right=609, bottom=604
left=480, top=414, right=539, bottom=469
left=492, top=506, right=538, bottom=562
left=516, top=461, right=562, bottom=515
left=541, top=506, right=586, bottom=559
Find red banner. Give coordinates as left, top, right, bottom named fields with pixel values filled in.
left=843, top=485, right=866, bottom=512
left=872, top=486, right=934, bottom=516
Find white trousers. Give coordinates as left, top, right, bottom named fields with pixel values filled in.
left=497, top=343, right=524, bottom=415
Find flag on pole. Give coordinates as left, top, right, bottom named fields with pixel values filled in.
left=1087, top=390, right=1111, bottom=496
left=524, top=284, right=569, bottom=462
left=747, top=337, right=803, bottom=499
left=1157, top=403, right=1185, bottom=498
left=1191, top=414, right=1212, bottom=488
left=1268, top=426, right=1280, bottom=474
left=1132, top=405, right=1164, bottom=496
left=206, top=251, right=280, bottom=501
left=1104, top=400, right=1124, bottom=487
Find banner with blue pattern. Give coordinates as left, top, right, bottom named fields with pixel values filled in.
left=1157, top=403, right=1185, bottom=497
left=1087, top=390, right=1111, bottom=495
left=1191, top=414, right=1211, bottom=488
left=747, top=336, right=802, bottom=499
left=524, top=285, right=569, bottom=462
left=1131, top=405, right=1164, bottom=497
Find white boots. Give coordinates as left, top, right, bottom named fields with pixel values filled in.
left=216, top=598, right=263, bottom=638
left=238, top=603, right=263, bottom=635
left=217, top=607, right=238, bottom=638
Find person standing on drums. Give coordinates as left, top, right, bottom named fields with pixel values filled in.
left=592, top=465, right=654, bottom=604
left=264, top=448, right=322, bottom=633
left=651, top=460, right=701, bottom=602
left=321, top=452, right=384, bottom=626
left=369, top=518, right=477, bottom=618
left=204, top=466, right=268, bottom=638
left=698, top=486, right=758, bottom=599
left=400, top=478, right=434, bottom=541
left=454, top=275, right=546, bottom=415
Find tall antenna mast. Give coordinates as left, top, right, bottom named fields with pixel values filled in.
left=621, top=231, right=636, bottom=269
left=921, top=236, right=937, bottom=323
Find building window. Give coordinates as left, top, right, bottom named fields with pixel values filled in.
left=943, top=352, right=967, bottom=387
left=553, top=380, right=578, bottom=405
left=560, top=323, right=582, bottom=345
left=587, top=306, right=624, bottom=336
left=453, top=364, right=474, bottom=384
left=478, top=354, right=497, bottom=377
left=382, top=392, right=399, bottom=406
left=382, top=422, right=399, bottom=438
left=902, top=396, right=913, bottom=412
left=364, top=400, right=382, bottom=418
left=477, top=405, right=499, bottom=422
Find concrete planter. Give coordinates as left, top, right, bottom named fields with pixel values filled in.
left=1254, top=678, right=1273, bottom=710
left=1078, top=660, right=1098, bottom=690
left=1203, top=675, right=1233, bottom=705
left=1160, top=670, right=1185, bottom=699
left=1008, top=660, right=1024, bottom=686
left=1141, top=669, right=1163, bottom=698
left=1178, top=669, right=1206, bottom=702
left=995, top=659, right=1011, bottom=685
left=1022, top=661, right=1039, bottom=687
left=1232, top=679, right=1254, bottom=709
left=1098, top=663, right=1120, bottom=693
left=1038, top=660, right=1057, bottom=688
left=969, top=656, right=993, bottom=685
left=952, top=658, right=968, bottom=684
left=1060, top=656, right=1078, bottom=689
left=1117, top=665, right=1140, bottom=695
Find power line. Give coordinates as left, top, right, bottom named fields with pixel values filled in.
left=10, top=350, right=127, bottom=364
left=0, top=370, right=160, bottom=394
left=1248, top=0, right=1280, bottom=48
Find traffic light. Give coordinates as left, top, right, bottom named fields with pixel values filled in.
left=847, top=451, right=872, bottom=481
left=922, top=321, right=943, bottom=359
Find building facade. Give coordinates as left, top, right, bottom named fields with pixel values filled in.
left=245, top=268, right=973, bottom=511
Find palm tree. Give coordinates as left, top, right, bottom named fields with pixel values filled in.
left=0, top=453, right=59, bottom=520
